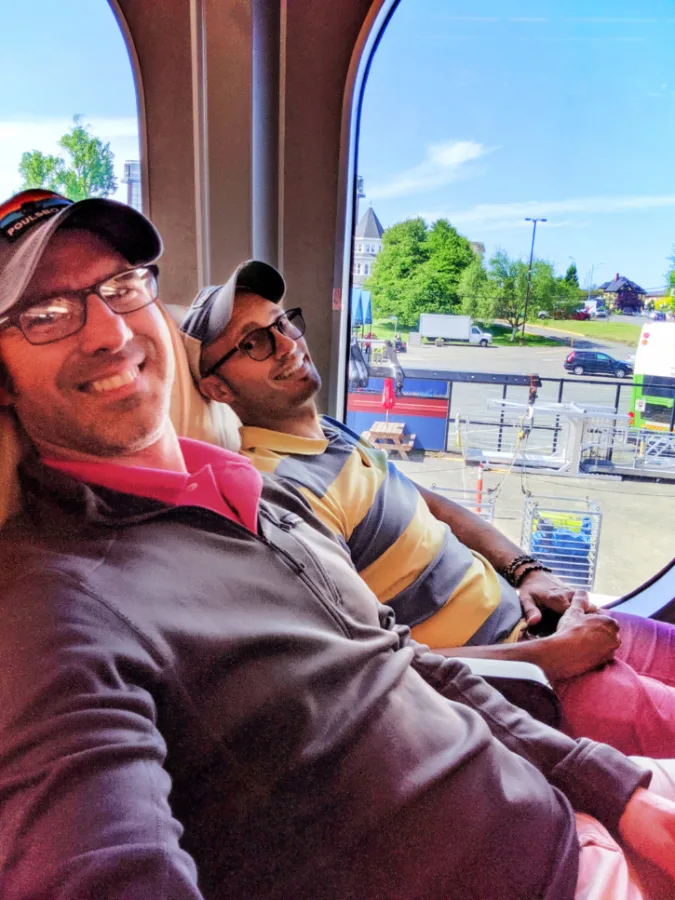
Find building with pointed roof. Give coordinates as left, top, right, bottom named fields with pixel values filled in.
left=599, top=273, right=646, bottom=314
left=352, top=206, right=384, bottom=286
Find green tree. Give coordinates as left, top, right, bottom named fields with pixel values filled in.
left=551, top=277, right=584, bottom=317
left=458, top=257, right=496, bottom=322
left=564, top=262, right=579, bottom=287
left=367, top=217, right=475, bottom=328
left=18, top=115, right=117, bottom=201
left=482, top=250, right=563, bottom=339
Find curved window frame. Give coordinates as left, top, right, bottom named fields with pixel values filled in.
left=331, top=0, right=675, bottom=607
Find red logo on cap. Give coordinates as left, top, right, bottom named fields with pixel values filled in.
left=0, top=190, right=72, bottom=243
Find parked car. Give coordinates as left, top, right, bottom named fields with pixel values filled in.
left=537, top=310, right=549, bottom=320
left=649, top=310, right=667, bottom=321
left=591, top=308, right=608, bottom=319
left=572, top=309, right=591, bottom=321
left=564, top=350, right=633, bottom=379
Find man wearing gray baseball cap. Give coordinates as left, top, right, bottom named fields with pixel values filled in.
left=2, top=190, right=675, bottom=899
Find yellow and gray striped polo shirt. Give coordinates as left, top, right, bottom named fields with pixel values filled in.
left=240, top=416, right=522, bottom=649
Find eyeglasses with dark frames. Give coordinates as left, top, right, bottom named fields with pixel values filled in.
left=0, top=265, right=160, bottom=346
left=203, top=307, right=306, bottom=377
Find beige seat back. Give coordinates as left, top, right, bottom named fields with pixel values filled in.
left=0, top=304, right=241, bottom=528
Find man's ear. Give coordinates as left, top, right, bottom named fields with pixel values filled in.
left=198, top=373, right=235, bottom=405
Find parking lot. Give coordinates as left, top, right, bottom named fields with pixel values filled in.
left=402, top=338, right=632, bottom=381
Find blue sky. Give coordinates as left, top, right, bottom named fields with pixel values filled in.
left=2, top=1, right=674, bottom=289
left=1, top=1, right=138, bottom=202
left=358, top=0, right=675, bottom=290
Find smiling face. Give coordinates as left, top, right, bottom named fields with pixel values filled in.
left=0, top=228, right=175, bottom=461
left=199, top=292, right=321, bottom=428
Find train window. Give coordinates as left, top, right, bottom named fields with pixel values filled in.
left=2, top=0, right=141, bottom=209
left=347, top=0, right=675, bottom=602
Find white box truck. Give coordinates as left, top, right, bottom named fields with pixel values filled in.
left=418, top=314, right=493, bottom=347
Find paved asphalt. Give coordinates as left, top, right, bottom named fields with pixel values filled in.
left=401, top=328, right=634, bottom=381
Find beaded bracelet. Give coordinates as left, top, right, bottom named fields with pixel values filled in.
left=512, top=563, right=553, bottom=588
left=500, top=554, right=537, bottom=585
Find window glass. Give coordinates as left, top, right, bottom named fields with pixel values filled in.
left=2, top=1, right=141, bottom=209
left=347, top=0, right=675, bottom=601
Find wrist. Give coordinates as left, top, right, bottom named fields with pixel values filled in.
left=515, top=563, right=550, bottom=588
left=499, top=554, right=552, bottom=588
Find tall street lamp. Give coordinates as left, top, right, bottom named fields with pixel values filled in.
left=521, top=217, right=547, bottom=342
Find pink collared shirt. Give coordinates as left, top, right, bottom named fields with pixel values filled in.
left=44, top=437, right=262, bottom=533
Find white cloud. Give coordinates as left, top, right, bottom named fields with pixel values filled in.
left=367, top=140, right=493, bottom=200
left=0, top=116, right=140, bottom=203
left=418, top=193, right=675, bottom=230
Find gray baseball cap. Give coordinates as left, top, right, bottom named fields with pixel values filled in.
left=180, top=259, right=286, bottom=380
left=0, top=189, right=162, bottom=317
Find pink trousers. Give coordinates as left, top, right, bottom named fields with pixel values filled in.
left=576, top=757, right=675, bottom=899
left=556, top=612, right=675, bottom=757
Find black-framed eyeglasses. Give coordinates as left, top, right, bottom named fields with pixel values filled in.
left=203, top=307, right=306, bottom=377
left=0, top=265, right=160, bottom=345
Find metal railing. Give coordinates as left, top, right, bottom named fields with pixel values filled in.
left=455, top=410, right=567, bottom=466
left=351, top=365, right=675, bottom=477
left=581, top=423, right=675, bottom=475
left=353, top=364, right=634, bottom=456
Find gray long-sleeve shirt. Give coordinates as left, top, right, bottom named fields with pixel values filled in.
left=0, top=457, right=649, bottom=899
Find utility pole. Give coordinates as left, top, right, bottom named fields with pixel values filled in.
left=521, top=217, right=547, bottom=343
left=587, top=262, right=603, bottom=304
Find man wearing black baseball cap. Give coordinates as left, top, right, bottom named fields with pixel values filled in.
left=2, top=192, right=675, bottom=899
left=183, top=259, right=675, bottom=761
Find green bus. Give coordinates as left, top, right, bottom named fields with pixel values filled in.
left=630, top=322, right=675, bottom=431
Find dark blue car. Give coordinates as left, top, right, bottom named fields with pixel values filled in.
left=564, top=350, right=633, bottom=378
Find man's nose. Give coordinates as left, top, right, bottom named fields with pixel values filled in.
left=273, top=326, right=299, bottom=358
left=78, top=294, right=134, bottom=355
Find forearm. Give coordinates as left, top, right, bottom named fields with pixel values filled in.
left=378, top=603, right=649, bottom=830
left=436, top=636, right=558, bottom=676
left=410, top=645, right=650, bottom=830
left=415, top=482, right=522, bottom=572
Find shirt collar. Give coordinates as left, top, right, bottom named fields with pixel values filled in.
left=239, top=423, right=329, bottom=456
left=42, top=437, right=262, bottom=532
